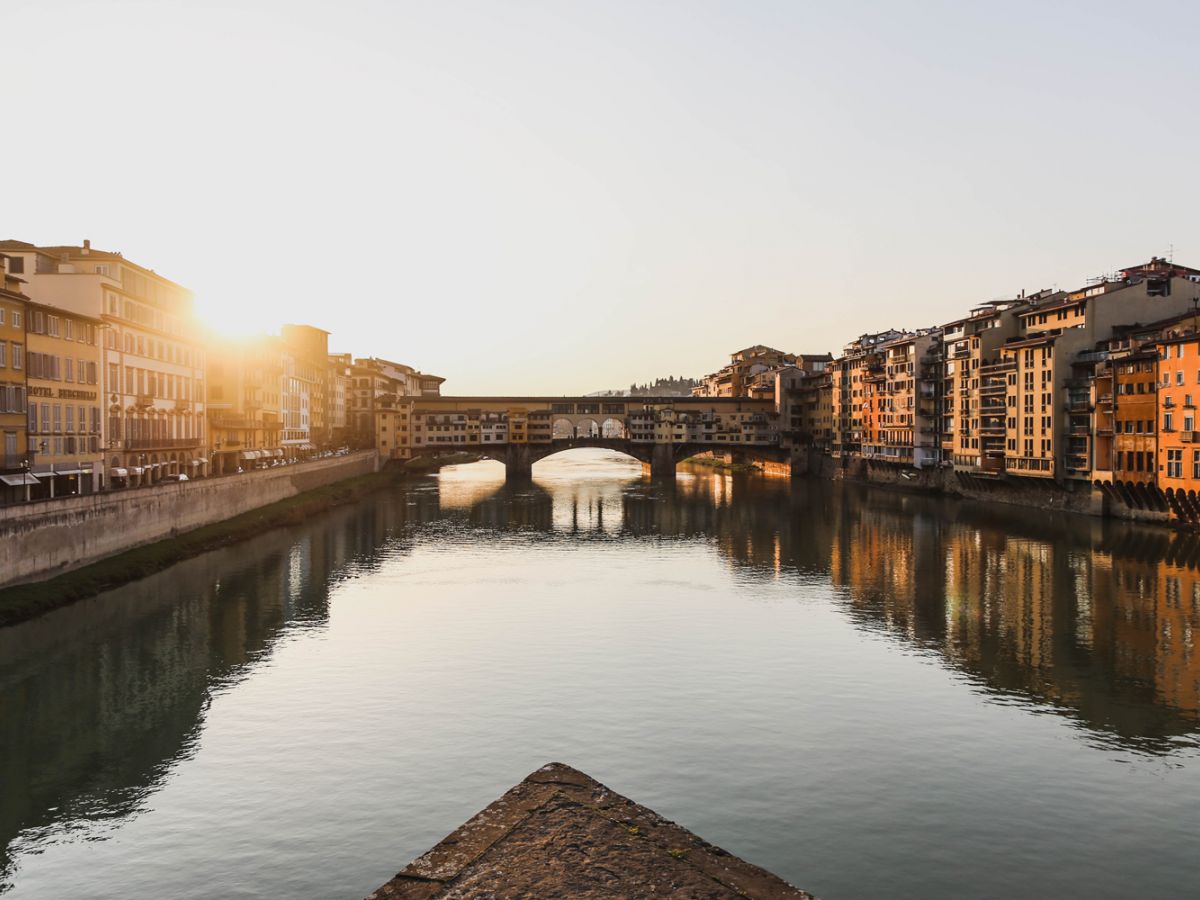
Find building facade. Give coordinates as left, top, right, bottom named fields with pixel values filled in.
left=0, top=240, right=206, bottom=485
left=23, top=300, right=104, bottom=495
left=0, top=257, right=29, bottom=502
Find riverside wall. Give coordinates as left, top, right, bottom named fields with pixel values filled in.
left=0, top=451, right=379, bottom=588
left=809, top=453, right=1174, bottom=524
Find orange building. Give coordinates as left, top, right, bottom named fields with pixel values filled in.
left=1154, top=335, right=1200, bottom=518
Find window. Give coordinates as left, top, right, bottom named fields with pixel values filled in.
left=1168, top=448, right=1183, bottom=478
left=1179, top=371, right=1186, bottom=385
left=1165, top=412, right=1174, bottom=432
left=8, top=257, right=23, bottom=274
left=1185, top=415, right=1194, bottom=432
left=1192, top=450, right=1200, bottom=480
left=11, top=312, right=19, bottom=328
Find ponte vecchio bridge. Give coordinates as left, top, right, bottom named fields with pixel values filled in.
left=374, top=396, right=788, bottom=480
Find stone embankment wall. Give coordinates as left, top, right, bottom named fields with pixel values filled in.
left=0, top=451, right=379, bottom=588
left=819, top=454, right=1174, bottom=524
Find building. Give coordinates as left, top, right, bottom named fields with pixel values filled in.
left=281, top=324, right=330, bottom=449
left=940, top=296, right=1039, bottom=472
left=23, top=299, right=104, bottom=495
left=346, top=356, right=444, bottom=448
left=693, top=345, right=802, bottom=398
left=0, top=240, right=206, bottom=485
left=830, top=330, right=903, bottom=458
left=786, top=369, right=833, bottom=450
left=1001, top=262, right=1200, bottom=482
left=280, top=348, right=315, bottom=460
left=206, top=335, right=284, bottom=475
left=863, top=330, right=943, bottom=468
left=327, top=353, right=351, bottom=446
left=0, top=255, right=29, bottom=502
left=1153, top=334, right=1200, bottom=520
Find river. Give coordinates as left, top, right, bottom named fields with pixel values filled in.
left=1, top=450, right=1198, bottom=899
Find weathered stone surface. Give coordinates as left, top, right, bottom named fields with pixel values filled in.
left=367, top=762, right=812, bottom=899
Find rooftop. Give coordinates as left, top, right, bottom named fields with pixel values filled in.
left=367, top=762, right=811, bottom=899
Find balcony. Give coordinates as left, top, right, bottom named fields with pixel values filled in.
left=1181, top=431, right=1200, bottom=444
left=122, top=438, right=200, bottom=451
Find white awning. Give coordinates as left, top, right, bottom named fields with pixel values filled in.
left=240, top=450, right=259, bottom=460
left=194, top=457, right=209, bottom=464
left=53, top=467, right=85, bottom=476
left=1, top=473, right=41, bottom=486
left=110, top=467, right=129, bottom=478
left=188, top=459, right=201, bottom=466
left=272, top=449, right=283, bottom=458
left=129, top=466, right=145, bottom=476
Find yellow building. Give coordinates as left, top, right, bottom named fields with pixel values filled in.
left=23, top=300, right=104, bottom=495
left=0, top=256, right=29, bottom=501
left=375, top=398, right=414, bottom=461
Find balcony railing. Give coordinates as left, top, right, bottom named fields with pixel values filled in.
left=122, top=438, right=200, bottom=450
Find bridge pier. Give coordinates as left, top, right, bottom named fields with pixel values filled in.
left=650, top=444, right=676, bottom=480
left=506, top=444, right=533, bottom=482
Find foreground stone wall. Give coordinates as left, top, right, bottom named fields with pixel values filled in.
left=0, top=451, right=379, bottom=588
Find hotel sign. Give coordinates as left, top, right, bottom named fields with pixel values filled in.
left=28, top=387, right=98, bottom=401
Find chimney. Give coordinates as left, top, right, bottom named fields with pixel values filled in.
left=82, top=239, right=91, bottom=255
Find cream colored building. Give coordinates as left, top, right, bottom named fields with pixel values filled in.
left=0, top=240, right=205, bottom=484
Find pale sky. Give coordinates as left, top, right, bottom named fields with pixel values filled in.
left=6, top=0, right=1198, bottom=394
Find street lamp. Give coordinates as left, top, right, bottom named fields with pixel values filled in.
left=20, top=457, right=31, bottom=503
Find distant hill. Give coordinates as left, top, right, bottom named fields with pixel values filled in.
left=587, top=376, right=700, bottom=397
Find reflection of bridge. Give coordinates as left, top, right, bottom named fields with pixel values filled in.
left=377, top=396, right=789, bottom=480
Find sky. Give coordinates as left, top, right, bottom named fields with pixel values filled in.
left=5, top=0, right=1199, bottom=394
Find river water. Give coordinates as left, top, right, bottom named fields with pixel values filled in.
left=1, top=450, right=1198, bottom=899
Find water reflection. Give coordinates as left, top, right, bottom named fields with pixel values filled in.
left=0, top=500, right=401, bottom=889
left=1, top=450, right=1199, bottom=894
left=426, top=455, right=1200, bottom=750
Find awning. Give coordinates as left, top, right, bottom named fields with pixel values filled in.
left=1, top=473, right=41, bottom=486
left=194, top=457, right=209, bottom=464
left=240, top=450, right=259, bottom=460
left=110, top=467, right=129, bottom=478
left=188, top=459, right=201, bottom=467
left=52, top=467, right=85, bottom=476
left=129, top=466, right=145, bottom=476
left=272, top=449, right=283, bottom=458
